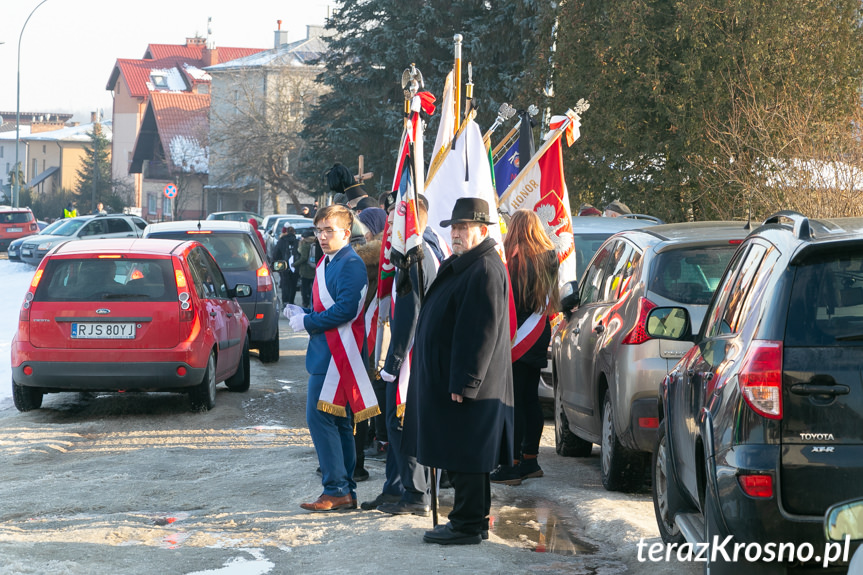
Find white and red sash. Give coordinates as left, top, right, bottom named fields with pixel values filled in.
left=313, top=258, right=380, bottom=423
left=511, top=311, right=546, bottom=362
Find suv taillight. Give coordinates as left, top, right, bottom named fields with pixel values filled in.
left=257, top=264, right=273, bottom=292
left=738, top=340, right=783, bottom=420
left=174, top=268, right=195, bottom=322
left=621, top=298, right=657, bottom=345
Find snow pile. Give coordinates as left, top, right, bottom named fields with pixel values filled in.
left=147, top=67, right=188, bottom=92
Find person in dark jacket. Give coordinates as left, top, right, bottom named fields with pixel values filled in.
left=492, top=209, right=559, bottom=485
left=405, top=197, right=514, bottom=546
left=275, top=225, right=298, bottom=307
left=296, top=229, right=319, bottom=307
left=362, top=195, right=445, bottom=517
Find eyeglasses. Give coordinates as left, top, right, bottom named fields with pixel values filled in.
left=313, top=227, right=345, bottom=238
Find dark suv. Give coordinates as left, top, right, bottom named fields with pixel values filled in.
left=649, top=211, right=862, bottom=572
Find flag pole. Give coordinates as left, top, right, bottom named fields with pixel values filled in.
left=453, top=34, right=462, bottom=133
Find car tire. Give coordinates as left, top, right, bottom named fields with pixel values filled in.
left=13, top=380, right=43, bottom=412
left=190, top=352, right=217, bottom=411
left=600, top=393, right=648, bottom=492
left=257, top=334, right=280, bottom=363
left=554, top=376, right=593, bottom=457
left=651, top=424, right=685, bottom=544
left=225, top=336, right=251, bottom=392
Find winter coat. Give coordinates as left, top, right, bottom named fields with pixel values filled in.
left=275, top=233, right=298, bottom=264
left=512, top=250, right=558, bottom=370
left=403, top=236, right=514, bottom=473
left=296, top=240, right=318, bottom=279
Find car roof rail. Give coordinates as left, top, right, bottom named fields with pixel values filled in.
left=762, top=210, right=811, bottom=240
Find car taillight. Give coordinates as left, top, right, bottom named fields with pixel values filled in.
left=738, top=340, right=783, bottom=420
left=738, top=474, right=774, bottom=498
left=257, top=264, right=273, bottom=292
left=19, top=270, right=43, bottom=322
left=621, top=298, right=657, bottom=345
left=29, top=223, right=38, bottom=231
left=174, top=268, right=195, bottom=322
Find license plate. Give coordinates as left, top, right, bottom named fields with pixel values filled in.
left=71, top=323, right=136, bottom=339
left=8, top=227, right=22, bottom=232
left=22, top=249, right=31, bottom=256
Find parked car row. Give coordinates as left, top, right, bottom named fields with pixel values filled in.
left=10, top=218, right=288, bottom=413
left=546, top=210, right=861, bottom=571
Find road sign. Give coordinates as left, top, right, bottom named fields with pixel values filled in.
left=164, top=184, right=177, bottom=199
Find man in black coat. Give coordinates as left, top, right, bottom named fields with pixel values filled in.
left=405, top=197, right=514, bottom=546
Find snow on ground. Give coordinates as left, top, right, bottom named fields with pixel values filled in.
left=0, top=261, right=38, bottom=408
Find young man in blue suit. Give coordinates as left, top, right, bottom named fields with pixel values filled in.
left=286, top=204, right=380, bottom=512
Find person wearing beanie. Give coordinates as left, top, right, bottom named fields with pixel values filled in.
left=358, top=207, right=387, bottom=240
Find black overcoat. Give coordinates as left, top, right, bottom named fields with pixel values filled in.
left=403, top=236, right=514, bottom=473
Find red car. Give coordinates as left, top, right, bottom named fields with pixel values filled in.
left=0, top=206, right=39, bottom=251
left=11, top=238, right=252, bottom=412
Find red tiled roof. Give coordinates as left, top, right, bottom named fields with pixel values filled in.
left=145, top=43, right=264, bottom=62
left=107, top=44, right=265, bottom=97
left=149, top=93, right=210, bottom=172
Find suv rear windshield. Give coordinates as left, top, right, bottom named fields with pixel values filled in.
left=786, top=250, right=863, bottom=346
left=650, top=247, right=735, bottom=305
left=35, top=258, right=177, bottom=302
left=152, top=232, right=263, bottom=272
left=0, top=211, right=34, bottom=224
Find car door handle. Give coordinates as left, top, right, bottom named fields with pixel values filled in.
left=790, top=383, right=850, bottom=396
left=594, top=323, right=604, bottom=334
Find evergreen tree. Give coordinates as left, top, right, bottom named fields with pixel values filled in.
left=555, top=0, right=863, bottom=221
left=75, top=125, right=113, bottom=213
left=301, top=0, right=550, bottom=197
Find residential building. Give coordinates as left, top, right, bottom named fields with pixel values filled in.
left=0, top=113, right=74, bottom=198
left=129, top=92, right=210, bottom=221
left=204, top=24, right=328, bottom=214
left=21, top=118, right=112, bottom=197
left=106, top=37, right=265, bottom=211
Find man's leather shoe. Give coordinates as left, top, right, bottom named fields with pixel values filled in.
left=299, top=493, right=354, bottom=512
left=377, top=500, right=431, bottom=517
left=360, top=492, right=400, bottom=511
left=423, top=523, right=482, bottom=545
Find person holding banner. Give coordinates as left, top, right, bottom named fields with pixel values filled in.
left=492, top=209, right=559, bottom=486
left=286, top=204, right=380, bottom=512
left=406, top=197, right=514, bottom=545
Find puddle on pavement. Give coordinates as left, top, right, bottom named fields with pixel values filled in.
left=491, top=502, right=597, bottom=556
left=439, top=498, right=598, bottom=556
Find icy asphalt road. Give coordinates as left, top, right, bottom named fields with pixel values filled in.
left=0, top=312, right=698, bottom=575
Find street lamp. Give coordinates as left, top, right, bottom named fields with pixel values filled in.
left=13, top=0, right=50, bottom=208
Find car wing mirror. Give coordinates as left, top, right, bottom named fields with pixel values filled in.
left=825, top=498, right=863, bottom=543
left=560, top=280, right=580, bottom=320
left=645, top=306, right=694, bottom=341
left=229, top=283, right=252, bottom=298
left=271, top=260, right=287, bottom=272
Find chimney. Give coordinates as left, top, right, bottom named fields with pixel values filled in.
left=203, top=46, right=219, bottom=67
left=186, top=36, right=206, bottom=48
left=275, top=20, right=288, bottom=48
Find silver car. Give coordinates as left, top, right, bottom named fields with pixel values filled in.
left=551, top=221, right=750, bottom=492
left=539, top=216, right=661, bottom=406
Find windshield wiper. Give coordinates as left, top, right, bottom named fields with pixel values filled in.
left=835, top=333, right=863, bottom=341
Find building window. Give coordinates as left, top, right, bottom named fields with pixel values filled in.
left=150, top=73, right=168, bottom=88
left=32, top=159, right=37, bottom=177
left=43, top=159, right=46, bottom=172
left=163, top=196, right=172, bottom=218
left=42, top=145, right=46, bottom=153
left=148, top=194, right=157, bottom=215
left=0, top=146, right=4, bottom=158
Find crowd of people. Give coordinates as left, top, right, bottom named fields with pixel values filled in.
left=277, top=161, right=633, bottom=545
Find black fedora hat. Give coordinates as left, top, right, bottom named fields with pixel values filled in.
left=440, top=197, right=496, bottom=227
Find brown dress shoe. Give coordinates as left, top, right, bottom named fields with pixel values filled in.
left=300, top=493, right=354, bottom=512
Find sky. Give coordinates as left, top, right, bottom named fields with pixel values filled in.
left=0, top=0, right=334, bottom=123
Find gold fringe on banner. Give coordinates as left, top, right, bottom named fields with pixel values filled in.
left=353, top=404, right=382, bottom=424
left=317, top=400, right=347, bottom=418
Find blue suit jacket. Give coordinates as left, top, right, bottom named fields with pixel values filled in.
left=302, top=244, right=369, bottom=376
